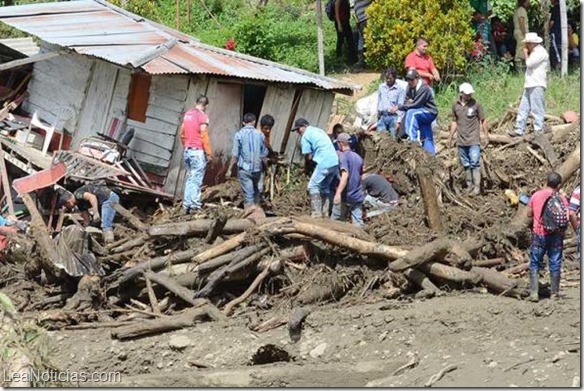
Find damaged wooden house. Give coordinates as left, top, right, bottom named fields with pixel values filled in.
left=0, top=0, right=358, bottom=200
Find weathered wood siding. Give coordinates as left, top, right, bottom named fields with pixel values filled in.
left=284, top=89, right=335, bottom=163
left=258, top=84, right=296, bottom=154
left=23, top=52, right=92, bottom=132
left=126, top=75, right=189, bottom=174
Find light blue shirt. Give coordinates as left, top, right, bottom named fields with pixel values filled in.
left=0, top=215, right=6, bottom=226
left=232, top=125, right=268, bottom=173
left=300, top=126, right=339, bottom=169
left=377, top=82, right=405, bottom=122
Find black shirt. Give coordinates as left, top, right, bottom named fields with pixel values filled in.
left=74, top=183, right=111, bottom=211
left=363, top=174, right=399, bottom=203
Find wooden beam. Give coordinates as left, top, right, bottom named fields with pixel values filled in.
left=0, top=144, right=14, bottom=216
left=0, top=52, right=60, bottom=72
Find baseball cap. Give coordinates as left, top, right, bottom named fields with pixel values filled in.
left=405, top=69, right=419, bottom=80
left=335, top=132, right=351, bottom=143
left=291, top=118, right=309, bottom=132
left=459, top=82, right=474, bottom=95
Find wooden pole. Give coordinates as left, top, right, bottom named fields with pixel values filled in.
left=315, top=0, right=325, bottom=76
left=559, top=0, right=568, bottom=77
left=175, top=0, right=181, bottom=30
left=416, top=165, right=445, bottom=234
left=187, top=0, right=191, bottom=23
left=0, top=145, right=14, bottom=216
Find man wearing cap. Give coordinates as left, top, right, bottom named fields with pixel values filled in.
left=448, top=82, right=488, bottom=196
left=404, top=38, right=441, bottom=87
left=292, top=118, right=339, bottom=218
left=332, top=133, right=365, bottom=227
left=508, top=32, right=549, bottom=137
left=389, top=69, right=438, bottom=155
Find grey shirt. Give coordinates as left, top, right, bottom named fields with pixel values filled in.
left=363, top=174, right=399, bottom=203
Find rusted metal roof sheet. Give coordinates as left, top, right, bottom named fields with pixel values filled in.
left=0, top=0, right=358, bottom=94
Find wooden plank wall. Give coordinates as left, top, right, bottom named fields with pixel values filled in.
left=258, top=84, right=296, bottom=154
left=126, top=75, right=189, bottom=175
left=284, top=89, right=335, bottom=163
left=23, top=52, right=92, bottom=131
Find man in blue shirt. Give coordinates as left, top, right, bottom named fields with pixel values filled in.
left=226, top=113, right=269, bottom=209
left=292, top=118, right=339, bottom=218
left=377, top=67, right=405, bottom=139
left=332, top=133, right=365, bottom=227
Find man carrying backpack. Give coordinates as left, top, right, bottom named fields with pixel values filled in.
left=526, top=172, right=569, bottom=302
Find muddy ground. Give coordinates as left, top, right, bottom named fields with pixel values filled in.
left=46, top=274, right=580, bottom=387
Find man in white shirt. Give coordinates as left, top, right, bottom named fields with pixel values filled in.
left=508, top=32, right=550, bottom=137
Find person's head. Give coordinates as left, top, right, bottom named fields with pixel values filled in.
left=523, top=32, right=543, bottom=51
left=546, top=172, right=562, bottom=190
left=291, top=118, right=310, bottom=135
left=405, top=68, right=420, bottom=88
left=195, top=95, right=209, bottom=112
left=384, top=67, right=397, bottom=86
left=518, top=0, right=530, bottom=9
left=415, top=38, right=429, bottom=55
left=332, top=123, right=344, bottom=138
left=243, top=112, right=256, bottom=126
left=56, top=187, right=76, bottom=211
left=335, top=133, right=351, bottom=151
left=260, top=114, right=275, bottom=132
left=459, top=82, right=474, bottom=102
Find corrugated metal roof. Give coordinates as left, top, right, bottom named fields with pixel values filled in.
left=0, top=37, right=40, bottom=57
left=0, top=0, right=359, bottom=94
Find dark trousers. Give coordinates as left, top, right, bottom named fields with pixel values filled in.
left=335, top=18, right=357, bottom=63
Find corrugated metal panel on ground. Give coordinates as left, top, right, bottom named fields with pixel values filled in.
left=0, top=0, right=358, bottom=94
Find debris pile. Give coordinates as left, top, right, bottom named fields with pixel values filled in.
left=0, top=107, right=580, bottom=340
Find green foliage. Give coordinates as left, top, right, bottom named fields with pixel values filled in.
left=364, top=0, right=475, bottom=78
left=490, top=0, right=581, bottom=21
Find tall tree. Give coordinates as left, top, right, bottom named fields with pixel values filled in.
left=315, top=0, right=325, bottom=76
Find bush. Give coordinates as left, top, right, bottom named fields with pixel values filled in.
left=364, top=0, right=475, bottom=78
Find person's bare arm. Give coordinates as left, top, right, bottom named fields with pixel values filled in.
left=448, top=121, right=458, bottom=147
left=334, top=0, right=342, bottom=32
left=481, top=119, right=489, bottom=145
left=416, top=70, right=434, bottom=81
left=0, top=226, right=17, bottom=236
left=527, top=207, right=534, bottom=218
left=179, top=123, right=186, bottom=146
left=80, top=211, right=91, bottom=227
left=82, top=192, right=100, bottom=221
left=334, top=170, right=349, bottom=204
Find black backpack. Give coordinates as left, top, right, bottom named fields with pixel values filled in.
left=540, top=192, right=569, bottom=233
left=325, top=0, right=336, bottom=21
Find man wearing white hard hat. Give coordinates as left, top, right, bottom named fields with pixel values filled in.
left=508, top=32, right=549, bottom=137
left=448, top=82, right=488, bottom=195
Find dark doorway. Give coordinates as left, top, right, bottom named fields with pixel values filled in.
left=243, top=84, right=267, bottom=119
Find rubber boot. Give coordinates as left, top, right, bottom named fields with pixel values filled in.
left=550, top=271, right=561, bottom=299
left=103, top=229, right=114, bottom=244
left=310, top=193, right=323, bottom=218
left=321, top=195, right=331, bottom=218
left=471, top=168, right=481, bottom=196
left=528, top=269, right=539, bottom=302
left=465, top=169, right=473, bottom=192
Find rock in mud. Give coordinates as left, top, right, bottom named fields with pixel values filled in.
left=169, top=335, right=191, bottom=351
left=309, top=343, right=328, bottom=358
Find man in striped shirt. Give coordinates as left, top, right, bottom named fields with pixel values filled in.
left=226, top=113, right=269, bottom=209
left=377, top=67, right=406, bottom=138
left=569, top=185, right=580, bottom=257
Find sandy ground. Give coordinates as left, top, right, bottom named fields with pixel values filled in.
left=47, top=276, right=580, bottom=387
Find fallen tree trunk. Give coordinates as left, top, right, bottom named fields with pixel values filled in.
left=148, top=218, right=277, bottom=237
left=403, top=268, right=441, bottom=293
left=144, top=271, right=206, bottom=306
left=471, top=266, right=524, bottom=297
left=418, top=262, right=481, bottom=284
left=112, top=204, right=149, bottom=233
left=388, top=238, right=452, bottom=272
left=472, top=258, right=505, bottom=267
left=416, top=165, right=445, bottom=234
left=111, top=305, right=222, bottom=340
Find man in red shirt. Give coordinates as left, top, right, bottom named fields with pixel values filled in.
left=404, top=38, right=441, bottom=87
left=526, top=171, right=569, bottom=301
left=180, top=95, right=213, bottom=214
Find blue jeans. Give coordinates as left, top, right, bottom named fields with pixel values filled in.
left=529, top=233, right=564, bottom=273
left=238, top=169, right=262, bottom=207
left=308, top=165, right=339, bottom=201
left=515, top=86, right=546, bottom=134
left=377, top=113, right=399, bottom=138
left=458, top=145, right=481, bottom=169
left=183, top=148, right=207, bottom=210
left=364, top=194, right=396, bottom=218
left=101, top=191, right=119, bottom=231
left=332, top=201, right=364, bottom=228
left=403, top=108, right=437, bottom=155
